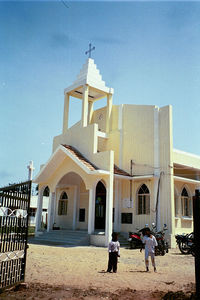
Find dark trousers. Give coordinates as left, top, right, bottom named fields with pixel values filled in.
left=107, top=252, right=118, bottom=273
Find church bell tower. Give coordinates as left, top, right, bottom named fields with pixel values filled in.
left=62, top=46, right=114, bottom=134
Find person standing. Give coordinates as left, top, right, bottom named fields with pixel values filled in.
left=140, top=228, right=158, bottom=272
left=107, top=232, right=120, bottom=273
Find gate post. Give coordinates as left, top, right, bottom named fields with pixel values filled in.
left=193, top=189, right=200, bottom=298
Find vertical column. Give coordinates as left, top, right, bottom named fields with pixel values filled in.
left=105, top=174, right=114, bottom=246
left=88, top=101, right=94, bottom=124
left=154, top=106, right=160, bottom=230
left=114, top=180, right=119, bottom=232
left=72, top=186, right=78, bottom=230
left=62, top=93, right=70, bottom=134
left=154, top=177, right=160, bottom=230
left=82, top=85, right=89, bottom=127
left=106, top=93, right=112, bottom=133
left=118, top=180, right=122, bottom=232
left=193, top=189, right=200, bottom=298
left=47, top=192, right=55, bottom=232
left=88, top=188, right=95, bottom=234
left=35, top=188, right=43, bottom=234
left=76, top=185, right=81, bottom=225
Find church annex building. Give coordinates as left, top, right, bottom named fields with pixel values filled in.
left=34, top=58, right=200, bottom=247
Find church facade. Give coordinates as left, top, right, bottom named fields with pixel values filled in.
left=34, top=58, right=200, bottom=247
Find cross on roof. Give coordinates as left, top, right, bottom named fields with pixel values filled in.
left=85, top=43, right=95, bottom=58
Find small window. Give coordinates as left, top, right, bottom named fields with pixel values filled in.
left=121, top=213, right=132, bottom=224
left=137, top=184, right=150, bottom=215
left=79, top=209, right=85, bottom=222
left=181, top=188, right=192, bottom=217
left=58, top=192, right=68, bottom=215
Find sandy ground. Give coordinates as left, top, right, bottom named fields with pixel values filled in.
left=1, top=244, right=196, bottom=299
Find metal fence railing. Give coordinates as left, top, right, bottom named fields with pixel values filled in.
left=0, top=181, right=31, bottom=292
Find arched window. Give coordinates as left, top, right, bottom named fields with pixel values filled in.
left=181, top=188, right=192, bottom=217
left=137, top=184, right=150, bottom=215
left=58, top=192, right=68, bottom=215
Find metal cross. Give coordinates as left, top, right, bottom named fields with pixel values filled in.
left=85, top=43, right=95, bottom=58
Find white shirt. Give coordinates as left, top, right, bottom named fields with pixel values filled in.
left=142, top=235, right=158, bottom=253
left=108, top=241, right=120, bottom=255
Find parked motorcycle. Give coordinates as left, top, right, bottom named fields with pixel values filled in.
left=151, top=223, right=169, bottom=256
left=175, top=232, right=194, bottom=255
left=128, top=226, right=148, bottom=249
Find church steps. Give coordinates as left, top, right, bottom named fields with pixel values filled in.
left=30, top=230, right=90, bottom=246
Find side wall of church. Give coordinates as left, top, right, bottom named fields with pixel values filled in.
left=119, top=179, right=156, bottom=233
left=121, top=104, right=155, bottom=174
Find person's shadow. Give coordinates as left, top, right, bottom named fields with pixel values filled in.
left=98, top=270, right=107, bottom=273
left=129, top=270, right=147, bottom=273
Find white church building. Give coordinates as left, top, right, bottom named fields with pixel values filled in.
left=34, top=58, right=200, bottom=247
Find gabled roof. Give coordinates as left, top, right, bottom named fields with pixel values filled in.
left=34, top=144, right=131, bottom=183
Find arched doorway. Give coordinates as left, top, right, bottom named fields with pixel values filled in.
left=55, top=172, right=87, bottom=230
left=95, top=181, right=106, bottom=230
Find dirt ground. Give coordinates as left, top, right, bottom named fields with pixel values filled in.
left=1, top=244, right=196, bottom=299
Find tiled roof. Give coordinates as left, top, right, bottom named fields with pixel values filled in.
left=62, top=145, right=98, bottom=171
left=62, top=145, right=131, bottom=177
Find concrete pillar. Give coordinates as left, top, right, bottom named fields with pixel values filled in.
left=62, top=93, right=70, bottom=134
left=82, top=85, right=89, bottom=127
left=114, top=179, right=119, bottom=232
left=88, top=101, right=94, bottom=124
left=154, top=176, right=160, bottom=230
left=105, top=174, right=114, bottom=246
left=35, top=188, right=43, bottom=233
left=106, top=93, right=112, bottom=133
left=72, top=186, right=78, bottom=230
left=88, top=188, right=95, bottom=234
left=47, top=192, right=55, bottom=232
left=118, top=180, right=122, bottom=232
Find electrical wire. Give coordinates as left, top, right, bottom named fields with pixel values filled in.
left=61, top=0, right=69, bottom=9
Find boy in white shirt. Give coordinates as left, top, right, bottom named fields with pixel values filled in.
left=107, top=232, right=120, bottom=273
left=140, top=228, right=158, bottom=272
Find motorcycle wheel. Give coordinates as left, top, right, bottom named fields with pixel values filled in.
left=166, top=242, right=169, bottom=253
left=155, top=247, right=159, bottom=256
left=178, top=242, right=190, bottom=254
left=161, top=249, right=165, bottom=256
left=190, top=246, right=195, bottom=257
left=130, top=241, right=137, bottom=249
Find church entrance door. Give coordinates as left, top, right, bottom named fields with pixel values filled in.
left=95, top=181, right=106, bottom=230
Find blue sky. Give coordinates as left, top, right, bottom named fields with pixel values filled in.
left=1, top=0, right=200, bottom=186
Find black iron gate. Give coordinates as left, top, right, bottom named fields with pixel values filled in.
left=0, top=181, right=31, bottom=291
